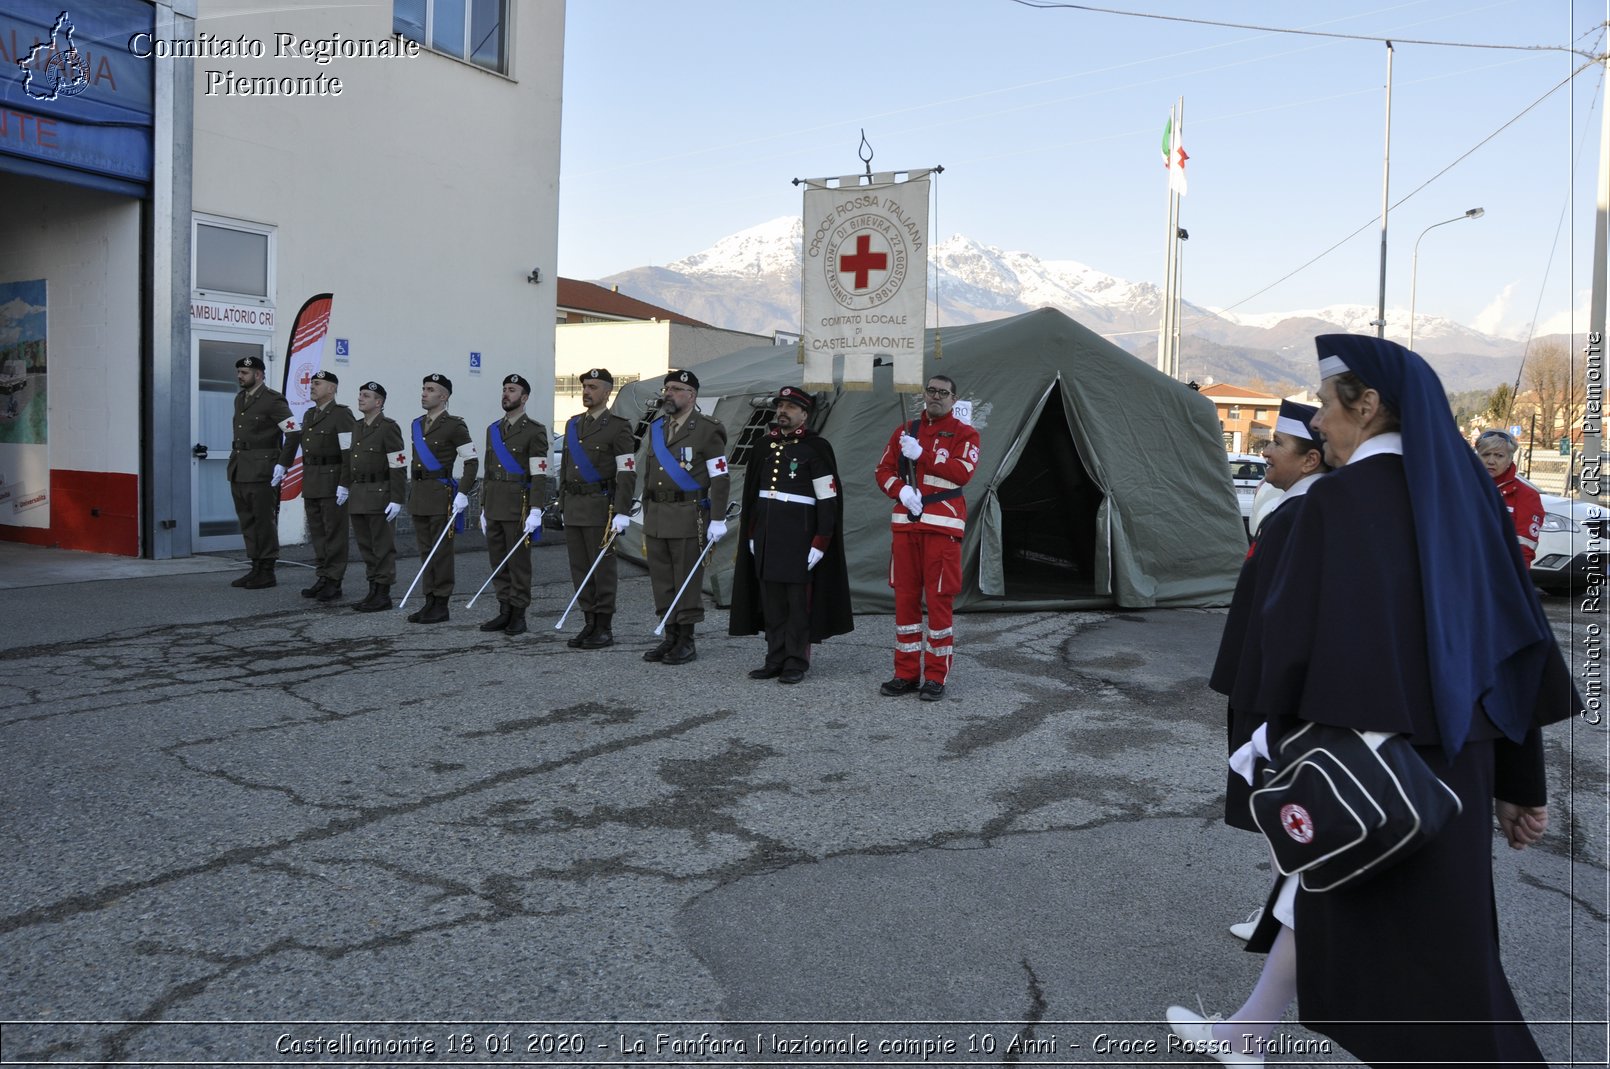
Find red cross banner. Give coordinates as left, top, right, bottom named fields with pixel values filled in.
left=801, top=170, right=930, bottom=392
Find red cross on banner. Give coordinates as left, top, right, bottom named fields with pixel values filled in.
left=536, top=459, right=548, bottom=473
left=838, top=233, right=888, bottom=290
left=714, top=458, right=728, bottom=473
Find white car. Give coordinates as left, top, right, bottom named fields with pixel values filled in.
left=1531, top=495, right=1606, bottom=595
left=1228, top=453, right=1267, bottom=532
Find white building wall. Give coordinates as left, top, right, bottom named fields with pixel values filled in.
left=0, top=173, right=142, bottom=552
left=190, top=0, right=564, bottom=538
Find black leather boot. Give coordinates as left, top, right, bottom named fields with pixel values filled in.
left=480, top=600, right=513, bottom=632
left=406, top=594, right=434, bottom=623
left=301, top=576, right=328, bottom=598
left=567, top=612, right=596, bottom=648
left=643, top=625, right=677, bottom=662
left=231, top=562, right=256, bottom=588
left=242, top=561, right=277, bottom=589
left=316, top=580, right=343, bottom=603
left=354, top=583, right=390, bottom=612
left=504, top=609, right=527, bottom=635
left=663, top=622, right=697, bottom=665
left=579, top=612, right=614, bottom=649
left=416, top=594, right=450, bottom=624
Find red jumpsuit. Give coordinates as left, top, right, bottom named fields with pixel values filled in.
left=1492, top=463, right=1544, bottom=565
left=875, top=411, right=981, bottom=685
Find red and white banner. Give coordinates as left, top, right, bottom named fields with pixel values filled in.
left=802, top=170, right=930, bottom=392
left=278, top=293, right=333, bottom=502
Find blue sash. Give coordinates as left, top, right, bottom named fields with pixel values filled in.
left=650, top=419, right=703, bottom=493
left=565, top=415, right=606, bottom=485
left=488, top=420, right=528, bottom=483
left=414, top=417, right=464, bottom=532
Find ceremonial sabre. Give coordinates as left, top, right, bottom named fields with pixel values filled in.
left=397, top=511, right=457, bottom=610
left=555, top=525, right=621, bottom=631
left=653, top=502, right=740, bottom=636
left=467, top=531, right=531, bottom=609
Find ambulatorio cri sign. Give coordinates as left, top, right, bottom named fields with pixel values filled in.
left=191, top=300, right=274, bottom=331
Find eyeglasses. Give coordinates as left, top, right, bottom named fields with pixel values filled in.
left=924, top=387, right=953, bottom=398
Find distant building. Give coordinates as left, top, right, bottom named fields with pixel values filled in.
left=1198, top=383, right=1284, bottom=453
left=554, top=278, right=768, bottom=407
left=0, top=0, right=565, bottom=557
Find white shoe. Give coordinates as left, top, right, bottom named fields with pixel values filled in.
left=1165, top=1005, right=1264, bottom=1065
left=1229, top=906, right=1264, bottom=942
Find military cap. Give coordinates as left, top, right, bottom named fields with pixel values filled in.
left=665, top=368, right=699, bottom=391
left=235, top=355, right=266, bottom=371
left=311, top=369, right=338, bottom=385
left=774, top=385, right=814, bottom=413
left=423, top=372, right=453, bottom=394
left=580, top=367, right=614, bottom=385
left=359, top=380, right=387, bottom=398
left=503, top=373, right=531, bottom=393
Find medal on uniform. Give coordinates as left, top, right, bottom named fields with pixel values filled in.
left=680, top=446, right=692, bottom=470
left=788, top=459, right=798, bottom=479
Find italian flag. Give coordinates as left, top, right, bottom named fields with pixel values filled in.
left=1162, top=115, right=1188, bottom=195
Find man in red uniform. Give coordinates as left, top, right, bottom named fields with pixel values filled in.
left=1475, top=429, right=1544, bottom=565
left=874, top=374, right=980, bottom=701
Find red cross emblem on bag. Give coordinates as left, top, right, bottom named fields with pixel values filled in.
left=1280, top=804, right=1314, bottom=844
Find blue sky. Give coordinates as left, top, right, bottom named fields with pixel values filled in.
left=558, top=0, right=1605, bottom=337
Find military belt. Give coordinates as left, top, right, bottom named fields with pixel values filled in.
left=304, top=454, right=342, bottom=466
left=647, top=489, right=707, bottom=504
left=232, top=441, right=275, bottom=452
left=485, top=471, right=531, bottom=485
left=564, top=478, right=613, bottom=494
left=351, top=472, right=388, bottom=484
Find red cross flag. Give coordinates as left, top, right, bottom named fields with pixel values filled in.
left=801, top=170, right=931, bottom=392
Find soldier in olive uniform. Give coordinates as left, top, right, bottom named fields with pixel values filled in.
left=297, top=370, right=357, bottom=602
left=560, top=368, right=638, bottom=650
left=228, top=355, right=301, bottom=589
left=407, top=373, right=477, bottom=624
left=347, top=381, right=408, bottom=612
left=477, top=373, right=550, bottom=636
left=637, top=368, right=730, bottom=665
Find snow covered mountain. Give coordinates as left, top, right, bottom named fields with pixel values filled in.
left=596, top=216, right=1529, bottom=392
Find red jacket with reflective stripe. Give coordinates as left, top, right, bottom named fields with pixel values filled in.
left=1494, top=464, right=1544, bottom=565
left=875, top=411, right=980, bottom=537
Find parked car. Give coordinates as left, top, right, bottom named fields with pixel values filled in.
left=1228, top=453, right=1267, bottom=531
left=1531, top=495, right=1606, bottom=594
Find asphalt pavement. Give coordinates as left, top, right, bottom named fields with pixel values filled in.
left=0, top=538, right=1603, bottom=1068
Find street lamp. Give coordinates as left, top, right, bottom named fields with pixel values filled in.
left=1408, top=207, right=1485, bottom=350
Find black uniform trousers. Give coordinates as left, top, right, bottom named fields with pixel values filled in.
left=760, top=579, right=810, bottom=671
left=232, top=481, right=279, bottom=562
left=564, top=525, right=616, bottom=614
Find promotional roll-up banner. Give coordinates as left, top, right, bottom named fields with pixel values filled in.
left=279, top=293, right=334, bottom=502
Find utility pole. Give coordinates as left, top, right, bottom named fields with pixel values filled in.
left=1374, top=41, right=1394, bottom=339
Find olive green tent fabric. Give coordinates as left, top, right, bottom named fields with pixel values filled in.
left=605, top=307, right=1245, bottom=611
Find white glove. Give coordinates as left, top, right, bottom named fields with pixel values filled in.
left=270, top=464, right=286, bottom=487
left=610, top=513, right=632, bottom=534
left=479, top=510, right=487, bottom=535
left=899, top=434, right=923, bottom=460
left=749, top=540, right=755, bottom=554
left=453, top=491, right=469, bottom=514
left=335, top=486, right=349, bottom=506
left=707, top=520, right=728, bottom=542
left=383, top=503, right=401, bottom=523
left=898, top=484, right=923, bottom=514
left=807, top=547, right=824, bottom=570
left=524, top=508, right=543, bottom=535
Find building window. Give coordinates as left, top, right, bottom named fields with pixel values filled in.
left=727, top=405, right=777, bottom=470
left=193, top=216, right=275, bottom=303
left=1254, top=408, right=1267, bottom=421
left=1227, top=405, right=1241, bottom=420
left=395, top=0, right=508, bottom=73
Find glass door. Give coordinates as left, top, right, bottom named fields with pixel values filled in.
left=192, top=333, right=265, bottom=552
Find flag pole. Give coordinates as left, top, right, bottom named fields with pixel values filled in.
left=1171, top=97, right=1185, bottom=380
left=1158, top=103, right=1178, bottom=374
left=1374, top=42, right=1394, bottom=339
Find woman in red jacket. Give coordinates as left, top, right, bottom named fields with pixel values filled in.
left=1475, top=429, right=1545, bottom=565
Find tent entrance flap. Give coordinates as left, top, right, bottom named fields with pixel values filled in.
left=996, top=397, right=1104, bottom=599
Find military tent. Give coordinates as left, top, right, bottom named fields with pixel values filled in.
left=600, top=307, right=1245, bottom=612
